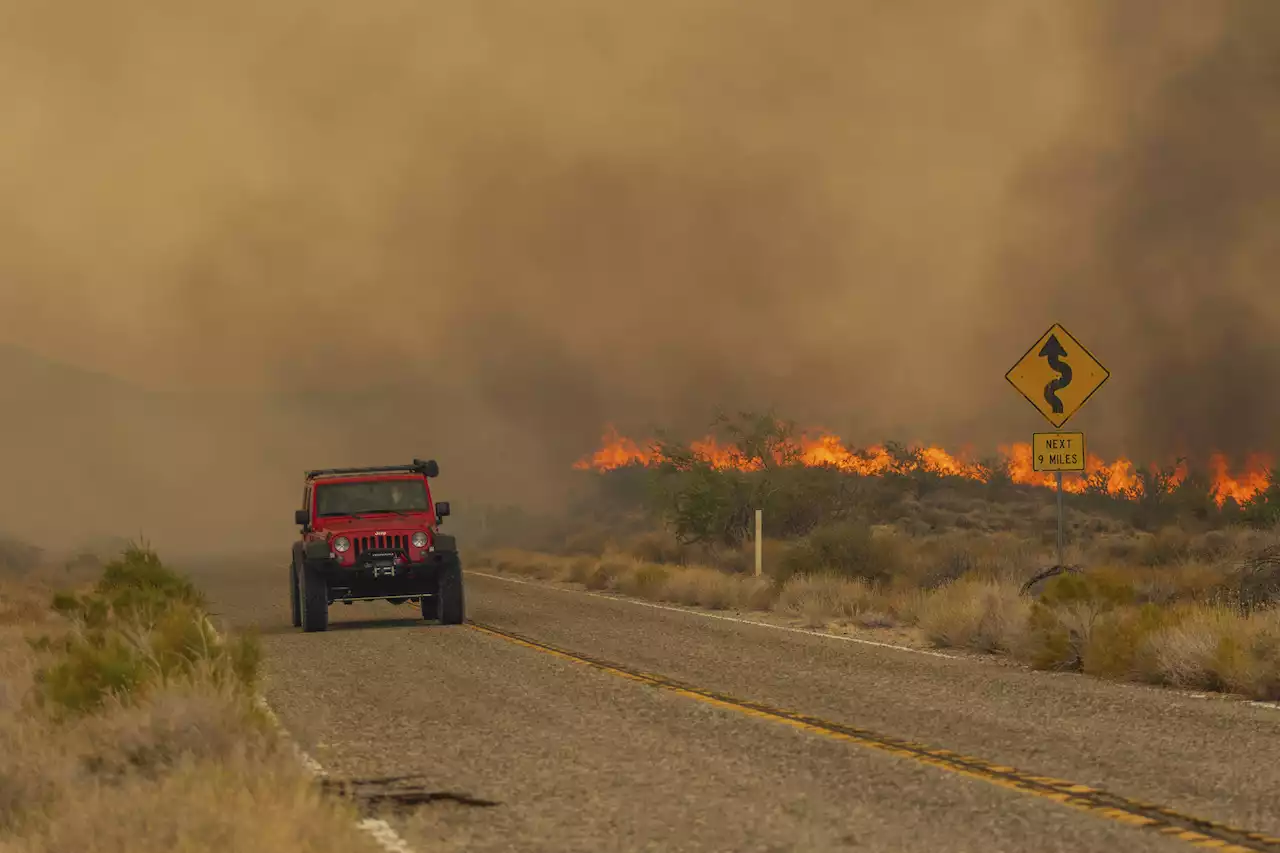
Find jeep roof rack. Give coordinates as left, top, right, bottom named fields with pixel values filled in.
left=306, top=458, right=439, bottom=480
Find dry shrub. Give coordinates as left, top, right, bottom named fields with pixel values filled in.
left=525, top=557, right=568, bottom=582
left=1133, top=526, right=1196, bottom=566
left=76, top=685, right=273, bottom=783
left=778, top=521, right=906, bottom=584
left=916, top=579, right=1029, bottom=653
left=663, top=566, right=739, bottom=610
left=910, top=532, right=1036, bottom=589
left=566, top=557, right=598, bottom=585
left=1079, top=604, right=1168, bottom=679
left=625, top=531, right=687, bottom=565
left=616, top=563, right=672, bottom=599
left=18, top=745, right=369, bottom=853
left=1092, top=533, right=1143, bottom=564
left=1018, top=571, right=1134, bottom=670
left=855, top=611, right=898, bottom=628
left=489, top=549, right=568, bottom=581
left=585, top=558, right=632, bottom=591
left=1120, top=561, right=1232, bottom=606
left=880, top=582, right=930, bottom=625
left=777, top=575, right=882, bottom=627
left=0, top=582, right=57, bottom=628
left=1138, top=606, right=1280, bottom=699
left=702, top=538, right=790, bottom=576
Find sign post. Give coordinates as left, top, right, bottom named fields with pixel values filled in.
left=1006, top=324, right=1109, bottom=566
left=1032, top=431, right=1086, bottom=566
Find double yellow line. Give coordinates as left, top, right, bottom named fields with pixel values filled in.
left=469, top=621, right=1279, bottom=853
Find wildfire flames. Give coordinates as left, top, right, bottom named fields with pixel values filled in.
left=573, top=425, right=1274, bottom=506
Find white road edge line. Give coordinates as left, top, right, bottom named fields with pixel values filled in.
left=255, top=696, right=416, bottom=853
left=467, top=570, right=960, bottom=660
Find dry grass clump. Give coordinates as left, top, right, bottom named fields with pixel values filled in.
left=776, top=575, right=883, bottom=628
left=1138, top=606, right=1280, bottom=698
left=0, top=544, right=375, bottom=853
left=916, top=579, right=1030, bottom=653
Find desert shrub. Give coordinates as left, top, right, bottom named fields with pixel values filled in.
left=912, top=532, right=1035, bottom=589
left=96, top=544, right=206, bottom=614
left=1133, top=527, right=1194, bottom=567
left=626, top=530, right=688, bottom=565
left=617, top=563, right=672, bottom=598
left=1022, top=602, right=1080, bottom=670
left=567, top=557, right=598, bottom=584
left=1019, top=571, right=1137, bottom=671
left=916, top=579, right=1029, bottom=653
left=662, top=566, right=744, bottom=610
left=1133, top=606, right=1280, bottom=698
left=777, top=575, right=881, bottom=625
left=1080, top=604, right=1169, bottom=679
left=776, top=520, right=905, bottom=585
left=584, top=559, right=630, bottom=591
left=32, top=544, right=259, bottom=716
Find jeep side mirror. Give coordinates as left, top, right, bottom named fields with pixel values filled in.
left=435, top=501, right=450, bottom=519
left=294, top=509, right=310, bottom=526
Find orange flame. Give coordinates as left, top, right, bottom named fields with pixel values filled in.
left=574, top=425, right=1273, bottom=506
left=571, top=425, right=658, bottom=470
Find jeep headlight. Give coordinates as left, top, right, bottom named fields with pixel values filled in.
left=332, top=536, right=351, bottom=553
left=411, top=532, right=428, bottom=548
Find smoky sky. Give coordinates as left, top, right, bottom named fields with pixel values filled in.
left=1, top=1, right=1277, bottom=549
left=986, top=1, right=1280, bottom=463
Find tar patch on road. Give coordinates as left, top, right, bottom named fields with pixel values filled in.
left=321, top=774, right=501, bottom=817
left=469, top=621, right=1280, bottom=853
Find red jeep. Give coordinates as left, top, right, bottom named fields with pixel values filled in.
left=290, top=459, right=463, bottom=633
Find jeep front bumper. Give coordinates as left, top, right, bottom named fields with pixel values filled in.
left=306, top=551, right=457, bottom=603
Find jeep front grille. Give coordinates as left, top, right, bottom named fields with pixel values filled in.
left=353, top=535, right=407, bottom=556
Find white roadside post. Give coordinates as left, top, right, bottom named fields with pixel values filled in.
left=754, top=509, right=763, bottom=577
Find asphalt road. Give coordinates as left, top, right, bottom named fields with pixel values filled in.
left=194, top=559, right=1280, bottom=853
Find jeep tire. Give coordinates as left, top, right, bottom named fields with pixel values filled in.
left=289, top=564, right=302, bottom=628
left=300, top=561, right=329, bottom=633
left=428, top=555, right=465, bottom=625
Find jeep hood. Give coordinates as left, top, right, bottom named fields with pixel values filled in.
left=314, top=515, right=433, bottom=535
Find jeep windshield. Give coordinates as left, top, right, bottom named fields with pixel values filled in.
left=315, top=479, right=429, bottom=517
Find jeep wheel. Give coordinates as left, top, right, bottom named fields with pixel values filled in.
left=433, top=555, right=465, bottom=625
left=289, top=565, right=302, bottom=628
left=300, top=561, right=329, bottom=633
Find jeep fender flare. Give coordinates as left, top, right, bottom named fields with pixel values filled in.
left=432, top=533, right=458, bottom=553
left=303, top=539, right=332, bottom=561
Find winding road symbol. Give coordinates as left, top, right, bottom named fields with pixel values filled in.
left=1005, top=323, right=1109, bottom=428
left=1038, top=334, right=1072, bottom=415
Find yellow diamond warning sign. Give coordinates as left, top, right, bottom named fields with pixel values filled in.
left=1033, top=432, right=1085, bottom=472
left=1005, top=323, right=1109, bottom=428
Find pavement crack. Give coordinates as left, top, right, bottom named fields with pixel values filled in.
left=320, top=775, right=501, bottom=815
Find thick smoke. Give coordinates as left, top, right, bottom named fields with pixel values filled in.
left=0, top=2, right=1274, bottom=549
left=986, top=1, right=1280, bottom=463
